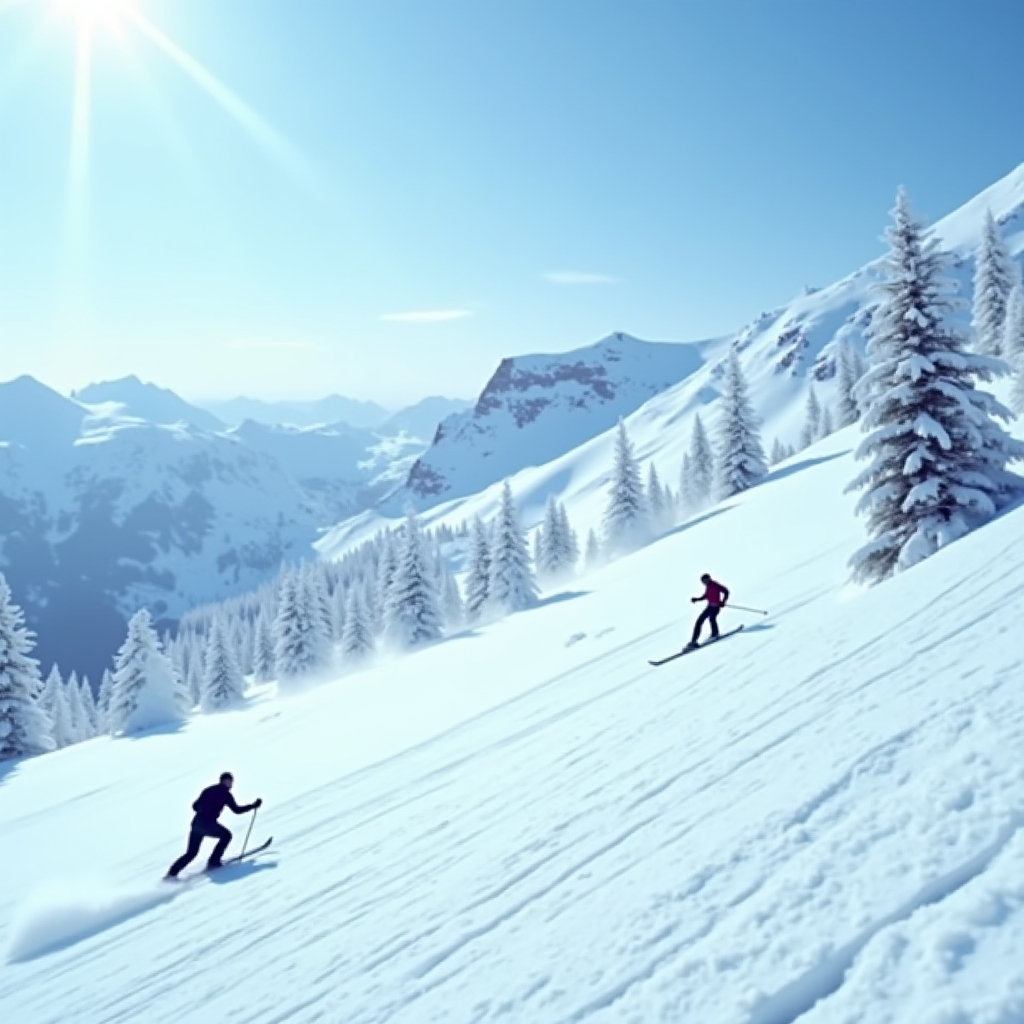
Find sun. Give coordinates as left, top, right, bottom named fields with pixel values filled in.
left=59, top=0, right=135, bottom=30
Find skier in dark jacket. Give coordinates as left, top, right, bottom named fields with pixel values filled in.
left=686, top=573, right=729, bottom=649
left=165, top=773, right=262, bottom=878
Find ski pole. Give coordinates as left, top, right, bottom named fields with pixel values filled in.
left=727, top=603, right=769, bottom=616
left=240, top=807, right=258, bottom=859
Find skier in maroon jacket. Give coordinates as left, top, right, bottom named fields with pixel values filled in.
left=686, top=573, right=730, bottom=649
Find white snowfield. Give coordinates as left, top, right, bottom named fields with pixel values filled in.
left=2, top=427, right=1023, bottom=1024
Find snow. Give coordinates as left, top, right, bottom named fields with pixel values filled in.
left=2, top=417, right=1023, bottom=1022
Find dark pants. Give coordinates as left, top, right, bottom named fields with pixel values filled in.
left=167, top=821, right=232, bottom=876
left=690, top=605, right=721, bottom=645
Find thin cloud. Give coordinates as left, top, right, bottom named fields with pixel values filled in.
left=380, top=310, right=473, bottom=323
left=544, top=270, right=618, bottom=285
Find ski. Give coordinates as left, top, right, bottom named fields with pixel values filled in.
left=163, top=837, right=273, bottom=883
left=213, top=837, right=273, bottom=869
left=648, top=625, right=744, bottom=666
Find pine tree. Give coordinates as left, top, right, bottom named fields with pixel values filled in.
left=1004, top=280, right=1024, bottom=416
left=440, top=568, right=464, bottom=631
left=835, top=334, right=861, bottom=428
left=848, top=189, right=1024, bottom=583
left=559, top=503, right=580, bottom=569
left=80, top=676, right=99, bottom=735
left=340, top=588, right=375, bottom=664
left=487, top=481, right=539, bottom=613
left=819, top=405, right=834, bottom=439
left=65, top=670, right=90, bottom=741
left=47, top=678, right=77, bottom=749
left=374, top=531, right=399, bottom=633
left=253, top=613, right=276, bottom=682
left=602, top=420, right=648, bottom=555
left=646, top=463, right=668, bottom=532
left=799, top=384, right=822, bottom=450
left=463, top=516, right=492, bottom=620
left=273, top=573, right=321, bottom=683
left=769, top=437, right=787, bottom=466
left=537, top=495, right=576, bottom=581
left=109, top=609, right=190, bottom=735
left=713, top=348, right=768, bottom=500
left=97, top=669, right=115, bottom=730
left=972, top=209, right=1015, bottom=357
left=384, top=511, right=444, bottom=650
left=584, top=528, right=602, bottom=570
left=682, top=413, right=714, bottom=511
left=0, top=573, right=53, bottom=760
left=201, top=616, right=247, bottom=711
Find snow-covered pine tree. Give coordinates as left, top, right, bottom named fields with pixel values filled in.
left=769, top=437, right=788, bottom=466
left=537, top=495, right=577, bottom=581
left=65, top=670, right=91, bottom=741
left=440, top=567, right=464, bottom=631
left=972, top=209, right=1015, bottom=357
left=463, top=516, right=492, bottom=620
left=602, top=420, right=648, bottom=556
left=332, top=584, right=347, bottom=642
left=53, top=678, right=80, bottom=748
left=108, top=609, right=190, bottom=735
left=301, top=566, right=334, bottom=671
left=847, top=189, right=1024, bottom=584
left=383, top=510, right=444, bottom=650
left=0, top=573, right=53, bottom=760
left=79, top=675, right=99, bottom=737
left=584, top=528, right=601, bottom=570
left=819, top=405, right=834, bottom=439
left=835, top=334, right=861, bottom=428
left=252, top=612, right=276, bottom=682
left=97, top=668, right=115, bottom=730
left=713, top=348, right=768, bottom=500
left=201, top=615, right=247, bottom=711
left=340, top=588, right=375, bottom=664
left=559, top=503, right=580, bottom=569
left=1004, top=279, right=1024, bottom=416
left=532, top=529, right=543, bottom=571
left=487, top=481, right=539, bottom=614
left=273, top=572, right=321, bottom=683
left=374, top=531, right=399, bottom=633
left=646, top=463, right=668, bottom=533
left=799, top=383, right=822, bottom=450
left=684, top=413, right=715, bottom=511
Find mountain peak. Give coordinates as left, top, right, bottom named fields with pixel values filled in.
left=74, top=377, right=225, bottom=433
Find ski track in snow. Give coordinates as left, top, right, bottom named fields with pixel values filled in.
left=2, top=431, right=1024, bottom=1023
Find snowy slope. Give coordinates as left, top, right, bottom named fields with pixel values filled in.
left=2, top=422, right=1023, bottom=1023
left=387, top=331, right=710, bottom=511
left=322, top=162, right=1024, bottom=555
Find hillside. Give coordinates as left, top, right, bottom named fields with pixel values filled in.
left=1, top=421, right=1022, bottom=1022
left=323, top=162, right=1024, bottom=555
left=386, top=331, right=709, bottom=512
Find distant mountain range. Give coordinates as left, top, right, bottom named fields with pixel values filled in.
left=0, top=378, right=465, bottom=678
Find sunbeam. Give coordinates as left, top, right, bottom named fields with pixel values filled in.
left=126, top=9, right=332, bottom=207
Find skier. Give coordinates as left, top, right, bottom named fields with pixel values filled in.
left=686, top=573, right=729, bottom=649
left=165, top=772, right=262, bottom=878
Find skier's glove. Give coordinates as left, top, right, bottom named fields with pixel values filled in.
left=253, top=798, right=263, bottom=809
left=691, top=597, right=699, bottom=603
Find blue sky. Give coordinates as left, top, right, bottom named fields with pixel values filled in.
left=0, top=0, right=1021, bottom=407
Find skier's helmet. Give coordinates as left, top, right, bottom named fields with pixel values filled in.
left=700, top=573, right=712, bottom=583
left=220, top=771, right=234, bottom=785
